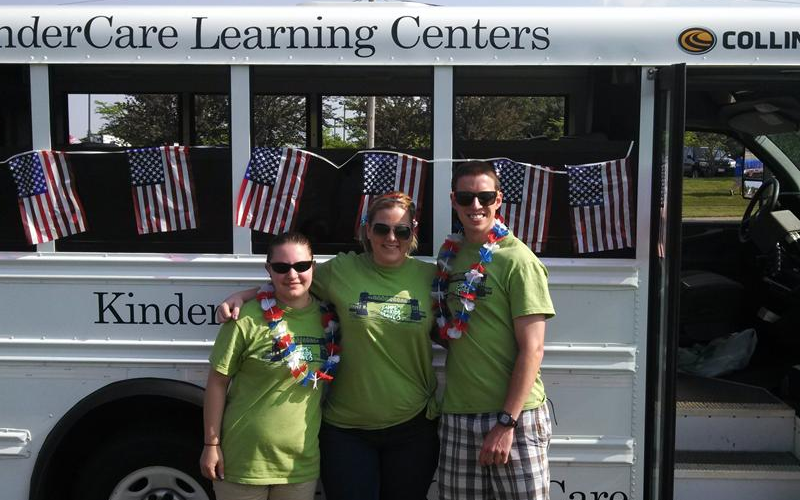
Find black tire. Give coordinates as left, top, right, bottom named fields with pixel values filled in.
left=70, top=429, right=213, bottom=500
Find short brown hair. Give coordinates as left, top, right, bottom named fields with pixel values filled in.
left=266, top=231, right=313, bottom=262
left=451, top=161, right=501, bottom=191
left=358, top=191, right=419, bottom=254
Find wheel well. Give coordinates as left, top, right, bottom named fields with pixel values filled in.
left=30, top=378, right=204, bottom=500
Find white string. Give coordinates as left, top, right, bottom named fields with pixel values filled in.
left=2, top=143, right=634, bottom=174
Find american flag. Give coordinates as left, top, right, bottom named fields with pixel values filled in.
left=235, top=147, right=309, bottom=234
left=356, top=152, right=427, bottom=235
left=567, top=157, right=634, bottom=254
left=127, top=146, right=197, bottom=235
left=493, top=159, right=553, bottom=253
left=8, top=150, right=87, bottom=245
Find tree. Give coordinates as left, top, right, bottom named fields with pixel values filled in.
left=322, top=96, right=431, bottom=149
left=97, top=95, right=179, bottom=147
left=252, top=95, right=306, bottom=148
left=97, top=94, right=306, bottom=148
left=455, top=96, right=565, bottom=141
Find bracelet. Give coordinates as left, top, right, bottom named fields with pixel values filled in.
left=204, top=443, right=220, bottom=446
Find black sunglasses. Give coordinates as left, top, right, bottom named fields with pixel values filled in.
left=371, top=223, right=413, bottom=241
left=454, top=191, right=498, bottom=207
left=266, top=260, right=314, bottom=274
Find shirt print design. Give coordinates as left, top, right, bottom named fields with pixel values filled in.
left=261, top=335, right=330, bottom=364
left=348, top=291, right=426, bottom=323
left=449, top=269, right=493, bottom=301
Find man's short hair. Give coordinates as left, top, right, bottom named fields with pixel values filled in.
left=451, top=161, right=501, bottom=191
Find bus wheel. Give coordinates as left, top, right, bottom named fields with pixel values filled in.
left=110, top=466, right=208, bottom=500
left=71, top=430, right=211, bottom=500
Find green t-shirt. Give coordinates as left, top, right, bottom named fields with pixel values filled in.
left=312, top=252, right=439, bottom=429
left=442, top=233, right=555, bottom=414
left=210, top=298, right=327, bottom=485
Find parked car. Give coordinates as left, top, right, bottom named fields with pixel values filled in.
left=683, top=146, right=736, bottom=177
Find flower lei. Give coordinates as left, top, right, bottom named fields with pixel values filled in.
left=431, top=218, right=509, bottom=340
left=257, top=283, right=341, bottom=389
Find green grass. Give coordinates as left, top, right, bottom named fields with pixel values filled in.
left=682, top=177, right=750, bottom=218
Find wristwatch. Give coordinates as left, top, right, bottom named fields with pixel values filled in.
left=497, top=411, right=518, bottom=428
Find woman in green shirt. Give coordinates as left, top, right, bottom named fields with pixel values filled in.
left=217, top=192, right=439, bottom=500
left=201, top=232, right=336, bottom=500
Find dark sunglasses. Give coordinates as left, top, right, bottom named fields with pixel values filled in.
left=371, top=223, right=413, bottom=241
left=453, top=190, right=498, bottom=207
left=266, top=260, right=314, bottom=274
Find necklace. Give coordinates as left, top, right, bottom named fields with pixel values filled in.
left=432, top=218, right=509, bottom=340
left=258, top=283, right=341, bottom=389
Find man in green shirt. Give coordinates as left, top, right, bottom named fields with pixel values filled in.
left=437, top=162, right=555, bottom=500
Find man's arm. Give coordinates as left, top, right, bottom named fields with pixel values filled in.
left=478, top=313, right=546, bottom=466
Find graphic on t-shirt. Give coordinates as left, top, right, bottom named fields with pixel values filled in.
left=261, top=335, right=329, bottom=363
left=449, top=270, right=493, bottom=300
left=349, top=291, right=425, bottom=323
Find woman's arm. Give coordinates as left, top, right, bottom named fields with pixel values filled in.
left=199, top=369, right=231, bottom=481
left=216, top=288, right=259, bottom=322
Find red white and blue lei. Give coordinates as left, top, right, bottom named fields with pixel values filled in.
left=257, top=283, right=341, bottom=389
left=432, top=218, right=509, bottom=340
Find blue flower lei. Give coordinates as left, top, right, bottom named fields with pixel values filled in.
left=431, top=218, right=509, bottom=340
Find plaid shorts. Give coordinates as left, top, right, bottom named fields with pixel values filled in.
left=438, top=405, right=552, bottom=500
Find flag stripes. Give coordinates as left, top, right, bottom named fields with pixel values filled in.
left=494, top=159, right=553, bottom=253
left=355, top=152, right=426, bottom=235
left=128, top=146, right=197, bottom=235
left=235, top=147, right=309, bottom=234
left=568, top=157, right=633, bottom=254
left=9, top=150, right=87, bottom=245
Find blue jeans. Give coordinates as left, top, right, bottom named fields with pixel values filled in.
left=320, top=411, right=439, bottom=500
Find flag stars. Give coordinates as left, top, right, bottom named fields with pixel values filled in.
left=128, top=149, right=166, bottom=187
left=568, top=164, right=604, bottom=207
left=493, top=159, right=525, bottom=204
left=246, top=147, right=282, bottom=186
left=9, top=153, right=48, bottom=198
left=363, top=153, right=396, bottom=194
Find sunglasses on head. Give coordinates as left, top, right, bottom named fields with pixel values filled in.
left=266, top=260, right=314, bottom=274
left=453, top=190, right=498, bottom=207
left=371, top=223, right=413, bottom=241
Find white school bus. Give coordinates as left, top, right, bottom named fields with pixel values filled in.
left=1, top=2, right=800, bottom=500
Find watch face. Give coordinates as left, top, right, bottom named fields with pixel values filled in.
left=498, top=412, right=513, bottom=426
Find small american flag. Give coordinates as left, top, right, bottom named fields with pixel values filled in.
left=567, top=157, right=634, bottom=254
left=8, top=150, right=87, bottom=245
left=235, top=147, right=309, bottom=234
left=127, top=146, right=197, bottom=235
left=356, top=152, right=427, bottom=235
left=493, top=159, right=553, bottom=253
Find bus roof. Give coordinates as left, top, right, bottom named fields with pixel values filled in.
left=1, top=4, right=799, bottom=66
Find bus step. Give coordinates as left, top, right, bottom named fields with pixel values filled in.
left=674, top=451, right=800, bottom=500
left=676, top=374, right=796, bottom=452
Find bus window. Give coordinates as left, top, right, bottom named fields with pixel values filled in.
left=454, top=66, right=639, bottom=258
left=455, top=95, right=565, bottom=141
left=51, top=65, right=232, bottom=254
left=0, top=64, right=34, bottom=251
left=194, top=94, right=230, bottom=147
left=250, top=66, right=433, bottom=256
left=322, top=95, right=431, bottom=149
left=253, top=95, right=306, bottom=149
left=68, top=93, right=179, bottom=147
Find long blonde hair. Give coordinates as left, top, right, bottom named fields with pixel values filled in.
left=358, top=191, right=419, bottom=255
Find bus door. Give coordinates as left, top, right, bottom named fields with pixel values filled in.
left=645, top=63, right=686, bottom=500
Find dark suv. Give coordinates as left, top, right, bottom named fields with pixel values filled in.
left=683, top=146, right=736, bottom=177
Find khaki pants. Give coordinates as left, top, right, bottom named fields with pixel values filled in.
left=212, top=479, right=317, bottom=500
